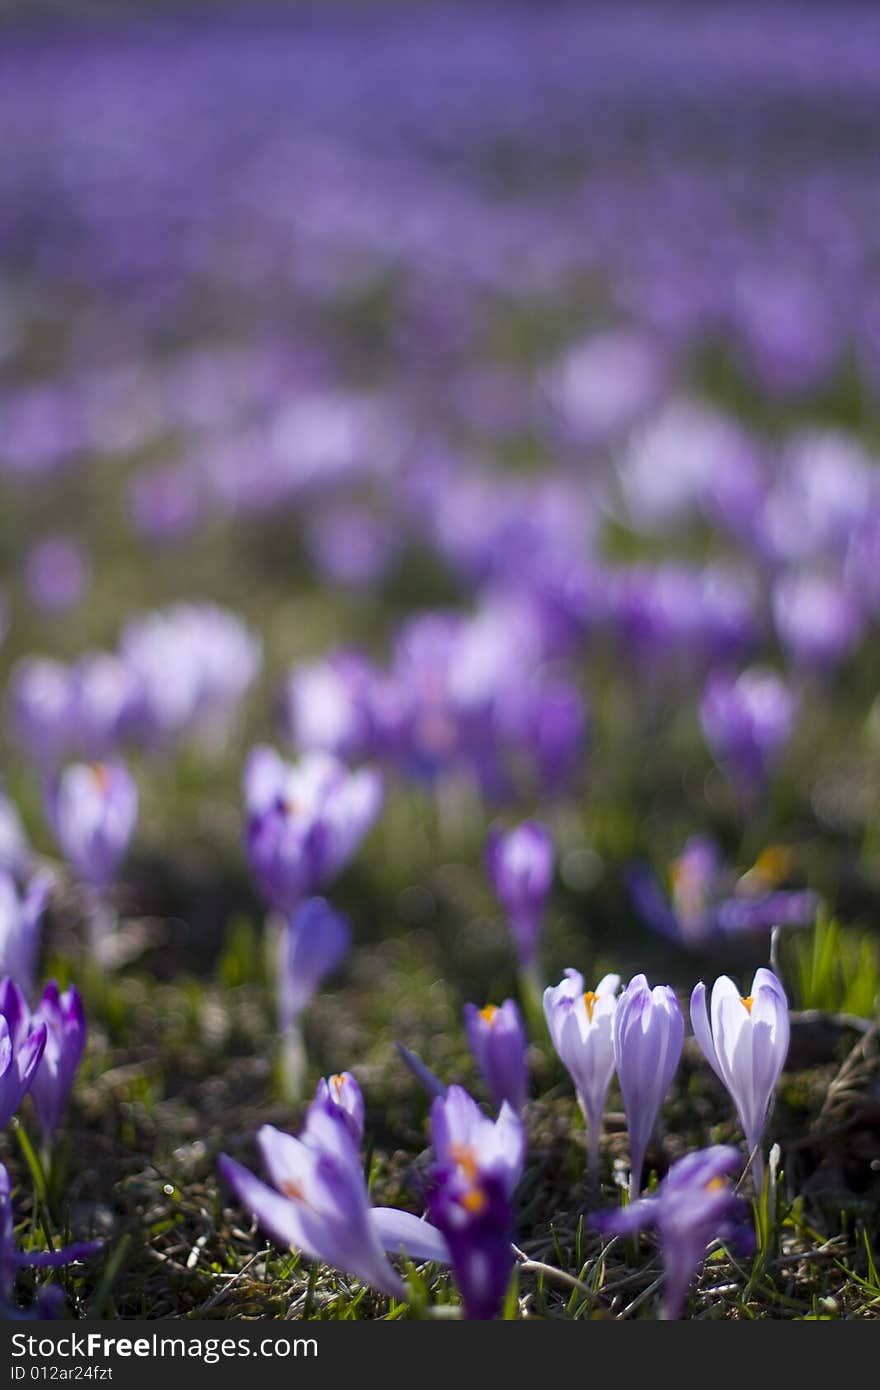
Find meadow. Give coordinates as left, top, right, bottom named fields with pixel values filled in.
left=0, top=2, right=878, bottom=1321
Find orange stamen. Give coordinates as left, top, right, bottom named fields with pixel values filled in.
left=460, top=1188, right=487, bottom=1215
left=583, top=990, right=600, bottom=1023
left=479, top=1004, right=498, bottom=1025
left=740, top=995, right=754, bottom=1014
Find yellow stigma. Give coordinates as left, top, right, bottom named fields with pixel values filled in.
left=90, top=762, right=111, bottom=792
left=449, top=1143, right=479, bottom=1182
left=740, top=995, right=754, bottom=1014
left=331, top=1074, right=345, bottom=1098
left=753, top=845, right=794, bottom=885
left=705, top=1176, right=727, bottom=1192
left=479, top=1004, right=498, bottom=1025
left=460, top=1187, right=488, bottom=1215
left=281, top=1179, right=304, bottom=1201
left=583, top=990, right=600, bottom=1023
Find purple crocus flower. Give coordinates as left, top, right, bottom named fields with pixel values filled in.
left=219, top=1104, right=449, bottom=1301
left=427, top=1085, right=524, bottom=1320
left=0, top=981, right=46, bottom=1129
left=24, top=536, right=90, bottom=613
left=690, top=969, right=790, bottom=1181
left=244, top=747, right=383, bottom=914
left=27, top=982, right=87, bottom=1140
left=8, top=657, right=72, bottom=767
left=464, top=999, right=528, bottom=1113
left=700, top=666, right=795, bottom=798
left=44, top=761, right=138, bottom=889
left=543, top=969, right=620, bottom=1181
left=612, top=974, right=684, bottom=1200
left=311, top=1071, right=364, bottom=1144
left=0, top=870, right=51, bottom=996
left=772, top=571, right=864, bottom=671
left=593, top=1146, right=754, bottom=1319
left=485, top=821, right=554, bottom=972
left=278, top=898, right=351, bottom=1031
left=0, top=1161, right=102, bottom=1305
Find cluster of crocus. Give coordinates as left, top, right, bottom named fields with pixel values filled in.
left=219, top=1075, right=449, bottom=1303
left=464, top=999, right=528, bottom=1113
left=243, top=747, right=383, bottom=915
left=700, top=666, right=796, bottom=801
left=545, top=965, right=789, bottom=1199
left=275, top=897, right=352, bottom=1100
left=44, top=762, right=138, bottom=893
left=8, top=603, right=261, bottom=767
left=220, top=1074, right=526, bottom=1321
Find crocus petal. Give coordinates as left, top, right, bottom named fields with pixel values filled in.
left=218, top=1154, right=307, bottom=1253
left=689, top=982, right=724, bottom=1082
left=369, top=1208, right=451, bottom=1264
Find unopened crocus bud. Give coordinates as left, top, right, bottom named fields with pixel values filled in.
left=612, top=974, right=684, bottom=1200
left=0, top=979, right=46, bottom=1129
left=690, top=968, right=789, bottom=1183
left=464, top=999, right=528, bottom=1112
left=28, top=982, right=86, bottom=1140
left=543, top=969, right=619, bottom=1180
left=486, top=821, right=554, bottom=972
left=44, top=761, right=138, bottom=889
left=278, top=897, right=351, bottom=1032
left=593, top=1145, right=754, bottom=1319
left=311, top=1071, right=364, bottom=1144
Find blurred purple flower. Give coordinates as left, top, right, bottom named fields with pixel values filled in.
left=628, top=837, right=817, bottom=948
left=772, top=571, right=864, bottom=671
left=8, top=658, right=72, bottom=768
left=244, top=747, right=383, bottom=914
left=0, top=870, right=51, bottom=996
left=486, top=820, right=554, bottom=972
left=278, top=897, right=351, bottom=1030
left=593, top=1146, right=754, bottom=1319
left=311, top=1071, right=364, bottom=1144
left=27, top=981, right=87, bottom=1140
left=44, top=761, right=138, bottom=889
left=0, top=980, right=46, bottom=1129
left=700, top=666, right=795, bottom=796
